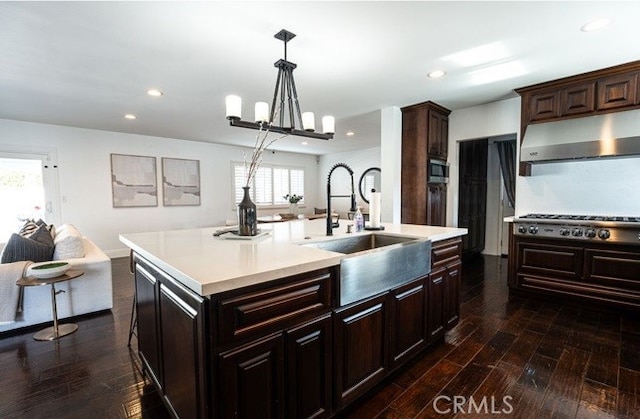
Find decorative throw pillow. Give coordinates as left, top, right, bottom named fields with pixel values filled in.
left=18, top=220, right=39, bottom=237
left=0, top=233, right=54, bottom=264
left=53, top=224, right=84, bottom=260
left=34, top=219, right=55, bottom=238
left=28, top=224, right=55, bottom=248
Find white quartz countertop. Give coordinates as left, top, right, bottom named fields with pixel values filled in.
left=119, top=219, right=467, bottom=296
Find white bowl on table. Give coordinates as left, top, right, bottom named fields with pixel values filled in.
left=28, top=261, right=71, bottom=279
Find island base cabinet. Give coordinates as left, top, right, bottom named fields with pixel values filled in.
left=219, top=334, right=285, bottom=419
left=134, top=263, right=162, bottom=390
left=285, top=314, right=332, bottom=419
left=427, top=267, right=445, bottom=343
left=134, top=256, right=208, bottom=419
left=334, top=294, right=387, bottom=409
left=389, top=278, right=427, bottom=368
left=445, top=261, right=461, bottom=330
left=218, top=314, right=333, bottom=419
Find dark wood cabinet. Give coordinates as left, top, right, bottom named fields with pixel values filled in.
left=401, top=100, right=451, bottom=226
left=560, top=82, right=595, bottom=116
left=516, top=60, right=640, bottom=176
left=427, top=266, right=445, bottom=342
left=134, top=257, right=208, bottom=419
left=132, top=238, right=463, bottom=419
left=427, top=184, right=447, bottom=227
left=528, top=91, right=560, bottom=121
left=428, top=238, right=463, bottom=340
left=427, top=109, right=449, bottom=158
left=597, top=73, right=638, bottom=110
left=219, top=334, right=285, bottom=419
left=444, top=261, right=461, bottom=330
left=334, top=294, right=387, bottom=408
left=509, top=235, right=640, bottom=311
left=134, top=263, right=162, bottom=389
left=285, top=314, right=332, bottom=419
left=389, top=278, right=427, bottom=368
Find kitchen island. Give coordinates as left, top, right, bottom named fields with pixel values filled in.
left=120, top=219, right=466, bottom=419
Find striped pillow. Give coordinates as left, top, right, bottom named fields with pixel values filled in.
left=0, top=233, right=54, bottom=264
left=18, top=220, right=39, bottom=237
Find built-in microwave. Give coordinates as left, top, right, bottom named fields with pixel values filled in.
left=427, top=158, right=449, bottom=184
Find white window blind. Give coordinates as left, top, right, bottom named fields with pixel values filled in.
left=231, top=162, right=305, bottom=207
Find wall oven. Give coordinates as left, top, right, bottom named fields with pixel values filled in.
left=428, top=158, right=449, bottom=184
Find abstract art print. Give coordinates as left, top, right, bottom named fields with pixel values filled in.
left=110, top=154, right=158, bottom=207
left=162, top=158, right=201, bottom=206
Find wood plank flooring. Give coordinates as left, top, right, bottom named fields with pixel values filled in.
left=0, top=255, right=638, bottom=418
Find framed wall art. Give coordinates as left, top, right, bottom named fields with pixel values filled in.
left=110, top=153, right=158, bottom=208
left=162, top=157, right=201, bottom=206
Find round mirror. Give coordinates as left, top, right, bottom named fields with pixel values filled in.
left=358, top=167, right=381, bottom=204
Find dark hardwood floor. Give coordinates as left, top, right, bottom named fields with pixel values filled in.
left=1, top=255, right=639, bottom=418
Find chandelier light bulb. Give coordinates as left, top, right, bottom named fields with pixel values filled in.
left=302, top=112, right=315, bottom=131
left=225, top=95, right=242, bottom=119
left=322, top=116, right=335, bottom=135
left=255, top=102, right=269, bottom=123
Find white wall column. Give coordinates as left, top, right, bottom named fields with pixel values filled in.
left=380, top=106, right=402, bottom=224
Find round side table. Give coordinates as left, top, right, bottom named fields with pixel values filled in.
left=16, top=269, right=84, bottom=341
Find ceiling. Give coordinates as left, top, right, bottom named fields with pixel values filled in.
left=1, top=1, right=640, bottom=156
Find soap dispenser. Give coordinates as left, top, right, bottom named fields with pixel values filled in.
left=355, top=206, right=364, bottom=232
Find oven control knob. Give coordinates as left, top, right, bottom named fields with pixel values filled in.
left=585, top=229, right=596, bottom=238
left=517, top=225, right=527, bottom=234
left=598, top=229, right=611, bottom=240
left=528, top=225, right=538, bottom=234
left=572, top=228, right=583, bottom=237
left=559, top=228, right=570, bottom=236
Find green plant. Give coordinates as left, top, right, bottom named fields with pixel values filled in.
left=284, top=194, right=303, bottom=204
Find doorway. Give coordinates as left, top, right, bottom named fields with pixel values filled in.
left=457, top=134, right=516, bottom=257
left=0, top=147, right=61, bottom=242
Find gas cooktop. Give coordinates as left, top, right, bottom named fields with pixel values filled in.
left=514, top=214, right=640, bottom=244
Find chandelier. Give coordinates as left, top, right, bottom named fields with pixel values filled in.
left=225, top=29, right=334, bottom=140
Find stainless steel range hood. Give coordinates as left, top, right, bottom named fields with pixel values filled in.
left=520, top=109, right=640, bottom=163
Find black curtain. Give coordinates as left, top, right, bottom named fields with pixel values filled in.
left=495, top=139, right=517, bottom=208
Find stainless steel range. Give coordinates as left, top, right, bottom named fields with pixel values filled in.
left=514, top=213, right=640, bottom=245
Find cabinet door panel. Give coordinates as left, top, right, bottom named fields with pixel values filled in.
left=159, top=283, right=206, bottom=419
left=597, top=73, right=638, bottom=110
left=389, top=279, right=426, bottom=368
left=560, top=83, right=595, bottom=116
left=334, top=294, right=387, bottom=408
left=445, top=262, right=461, bottom=330
left=585, top=249, right=640, bottom=290
left=529, top=91, right=560, bottom=121
left=285, top=314, right=332, bottom=419
left=428, top=267, right=446, bottom=342
left=427, top=184, right=446, bottom=227
left=135, top=264, right=162, bottom=389
left=517, top=242, right=583, bottom=280
left=219, top=334, right=285, bottom=419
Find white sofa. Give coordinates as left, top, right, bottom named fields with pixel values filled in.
left=0, top=236, right=113, bottom=333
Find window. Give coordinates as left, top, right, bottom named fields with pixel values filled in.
left=0, top=147, right=61, bottom=242
left=232, top=162, right=304, bottom=207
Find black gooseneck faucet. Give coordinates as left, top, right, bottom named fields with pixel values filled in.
left=326, top=163, right=357, bottom=236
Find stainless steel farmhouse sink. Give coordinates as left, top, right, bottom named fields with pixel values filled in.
left=302, top=233, right=432, bottom=305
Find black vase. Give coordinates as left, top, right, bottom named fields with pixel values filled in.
left=237, top=186, right=258, bottom=236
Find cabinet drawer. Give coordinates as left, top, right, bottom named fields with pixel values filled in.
left=217, top=269, right=333, bottom=345
left=517, top=242, right=583, bottom=280
left=585, top=249, right=640, bottom=290
left=432, top=238, right=462, bottom=268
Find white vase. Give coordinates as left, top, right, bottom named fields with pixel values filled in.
left=289, top=203, right=299, bottom=216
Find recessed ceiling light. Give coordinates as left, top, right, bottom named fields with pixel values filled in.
left=147, top=88, right=164, bottom=97
left=301, top=141, right=308, bottom=145
left=581, top=18, right=611, bottom=32
left=124, top=114, right=137, bottom=120
left=428, top=70, right=446, bottom=79
left=346, top=131, right=355, bottom=136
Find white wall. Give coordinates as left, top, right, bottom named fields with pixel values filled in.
left=317, top=146, right=381, bottom=219
left=0, top=118, right=320, bottom=256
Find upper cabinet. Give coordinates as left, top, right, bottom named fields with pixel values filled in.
left=597, top=72, right=638, bottom=110
left=516, top=60, right=640, bottom=176
left=401, top=100, right=451, bottom=226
